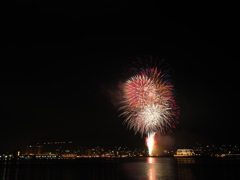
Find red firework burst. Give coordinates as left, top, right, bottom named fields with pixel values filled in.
left=120, top=66, right=179, bottom=135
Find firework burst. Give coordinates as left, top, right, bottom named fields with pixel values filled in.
left=120, top=67, right=179, bottom=136
left=119, top=59, right=179, bottom=155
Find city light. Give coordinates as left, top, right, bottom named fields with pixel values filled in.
left=2, top=143, right=240, bottom=160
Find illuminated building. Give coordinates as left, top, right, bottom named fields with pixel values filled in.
left=26, top=145, right=42, bottom=155
left=42, top=141, right=74, bottom=155
left=174, top=149, right=195, bottom=157
left=25, top=141, right=77, bottom=156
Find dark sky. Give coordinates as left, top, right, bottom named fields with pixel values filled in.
left=1, top=2, right=238, bottom=152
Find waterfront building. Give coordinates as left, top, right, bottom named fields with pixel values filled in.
left=174, top=149, right=196, bottom=157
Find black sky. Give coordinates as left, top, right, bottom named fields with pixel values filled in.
left=1, top=2, right=239, bottom=152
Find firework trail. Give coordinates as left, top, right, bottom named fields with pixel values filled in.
left=120, top=60, right=179, bottom=155
left=146, top=132, right=156, bottom=155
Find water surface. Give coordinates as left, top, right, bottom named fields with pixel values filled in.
left=1, top=157, right=240, bottom=180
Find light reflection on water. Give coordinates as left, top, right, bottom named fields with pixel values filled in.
left=120, top=157, right=177, bottom=180
left=1, top=157, right=240, bottom=180
left=148, top=158, right=155, bottom=180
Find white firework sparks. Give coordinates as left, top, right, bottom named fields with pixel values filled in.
left=146, top=132, right=156, bottom=156
left=119, top=65, right=179, bottom=156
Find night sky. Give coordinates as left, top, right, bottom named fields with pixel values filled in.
left=1, top=2, right=238, bottom=152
